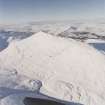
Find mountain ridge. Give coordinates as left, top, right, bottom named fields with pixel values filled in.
left=0, top=31, right=105, bottom=105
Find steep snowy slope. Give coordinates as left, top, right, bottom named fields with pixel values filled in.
left=0, top=32, right=105, bottom=105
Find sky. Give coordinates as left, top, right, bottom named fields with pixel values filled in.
left=0, top=0, right=105, bottom=24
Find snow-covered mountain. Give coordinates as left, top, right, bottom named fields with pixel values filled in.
left=58, top=25, right=105, bottom=41
left=0, top=31, right=105, bottom=105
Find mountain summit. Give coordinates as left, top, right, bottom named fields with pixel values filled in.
left=0, top=31, right=105, bottom=105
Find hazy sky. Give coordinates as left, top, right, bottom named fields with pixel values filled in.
left=0, top=0, right=105, bottom=24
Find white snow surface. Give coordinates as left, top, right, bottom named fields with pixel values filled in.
left=0, top=31, right=105, bottom=105
left=85, top=39, right=105, bottom=43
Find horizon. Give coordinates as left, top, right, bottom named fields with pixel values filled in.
left=0, top=0, right=105, bottom=24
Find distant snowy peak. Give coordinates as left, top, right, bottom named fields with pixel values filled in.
left=58, top=26, right=105, bottom=41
